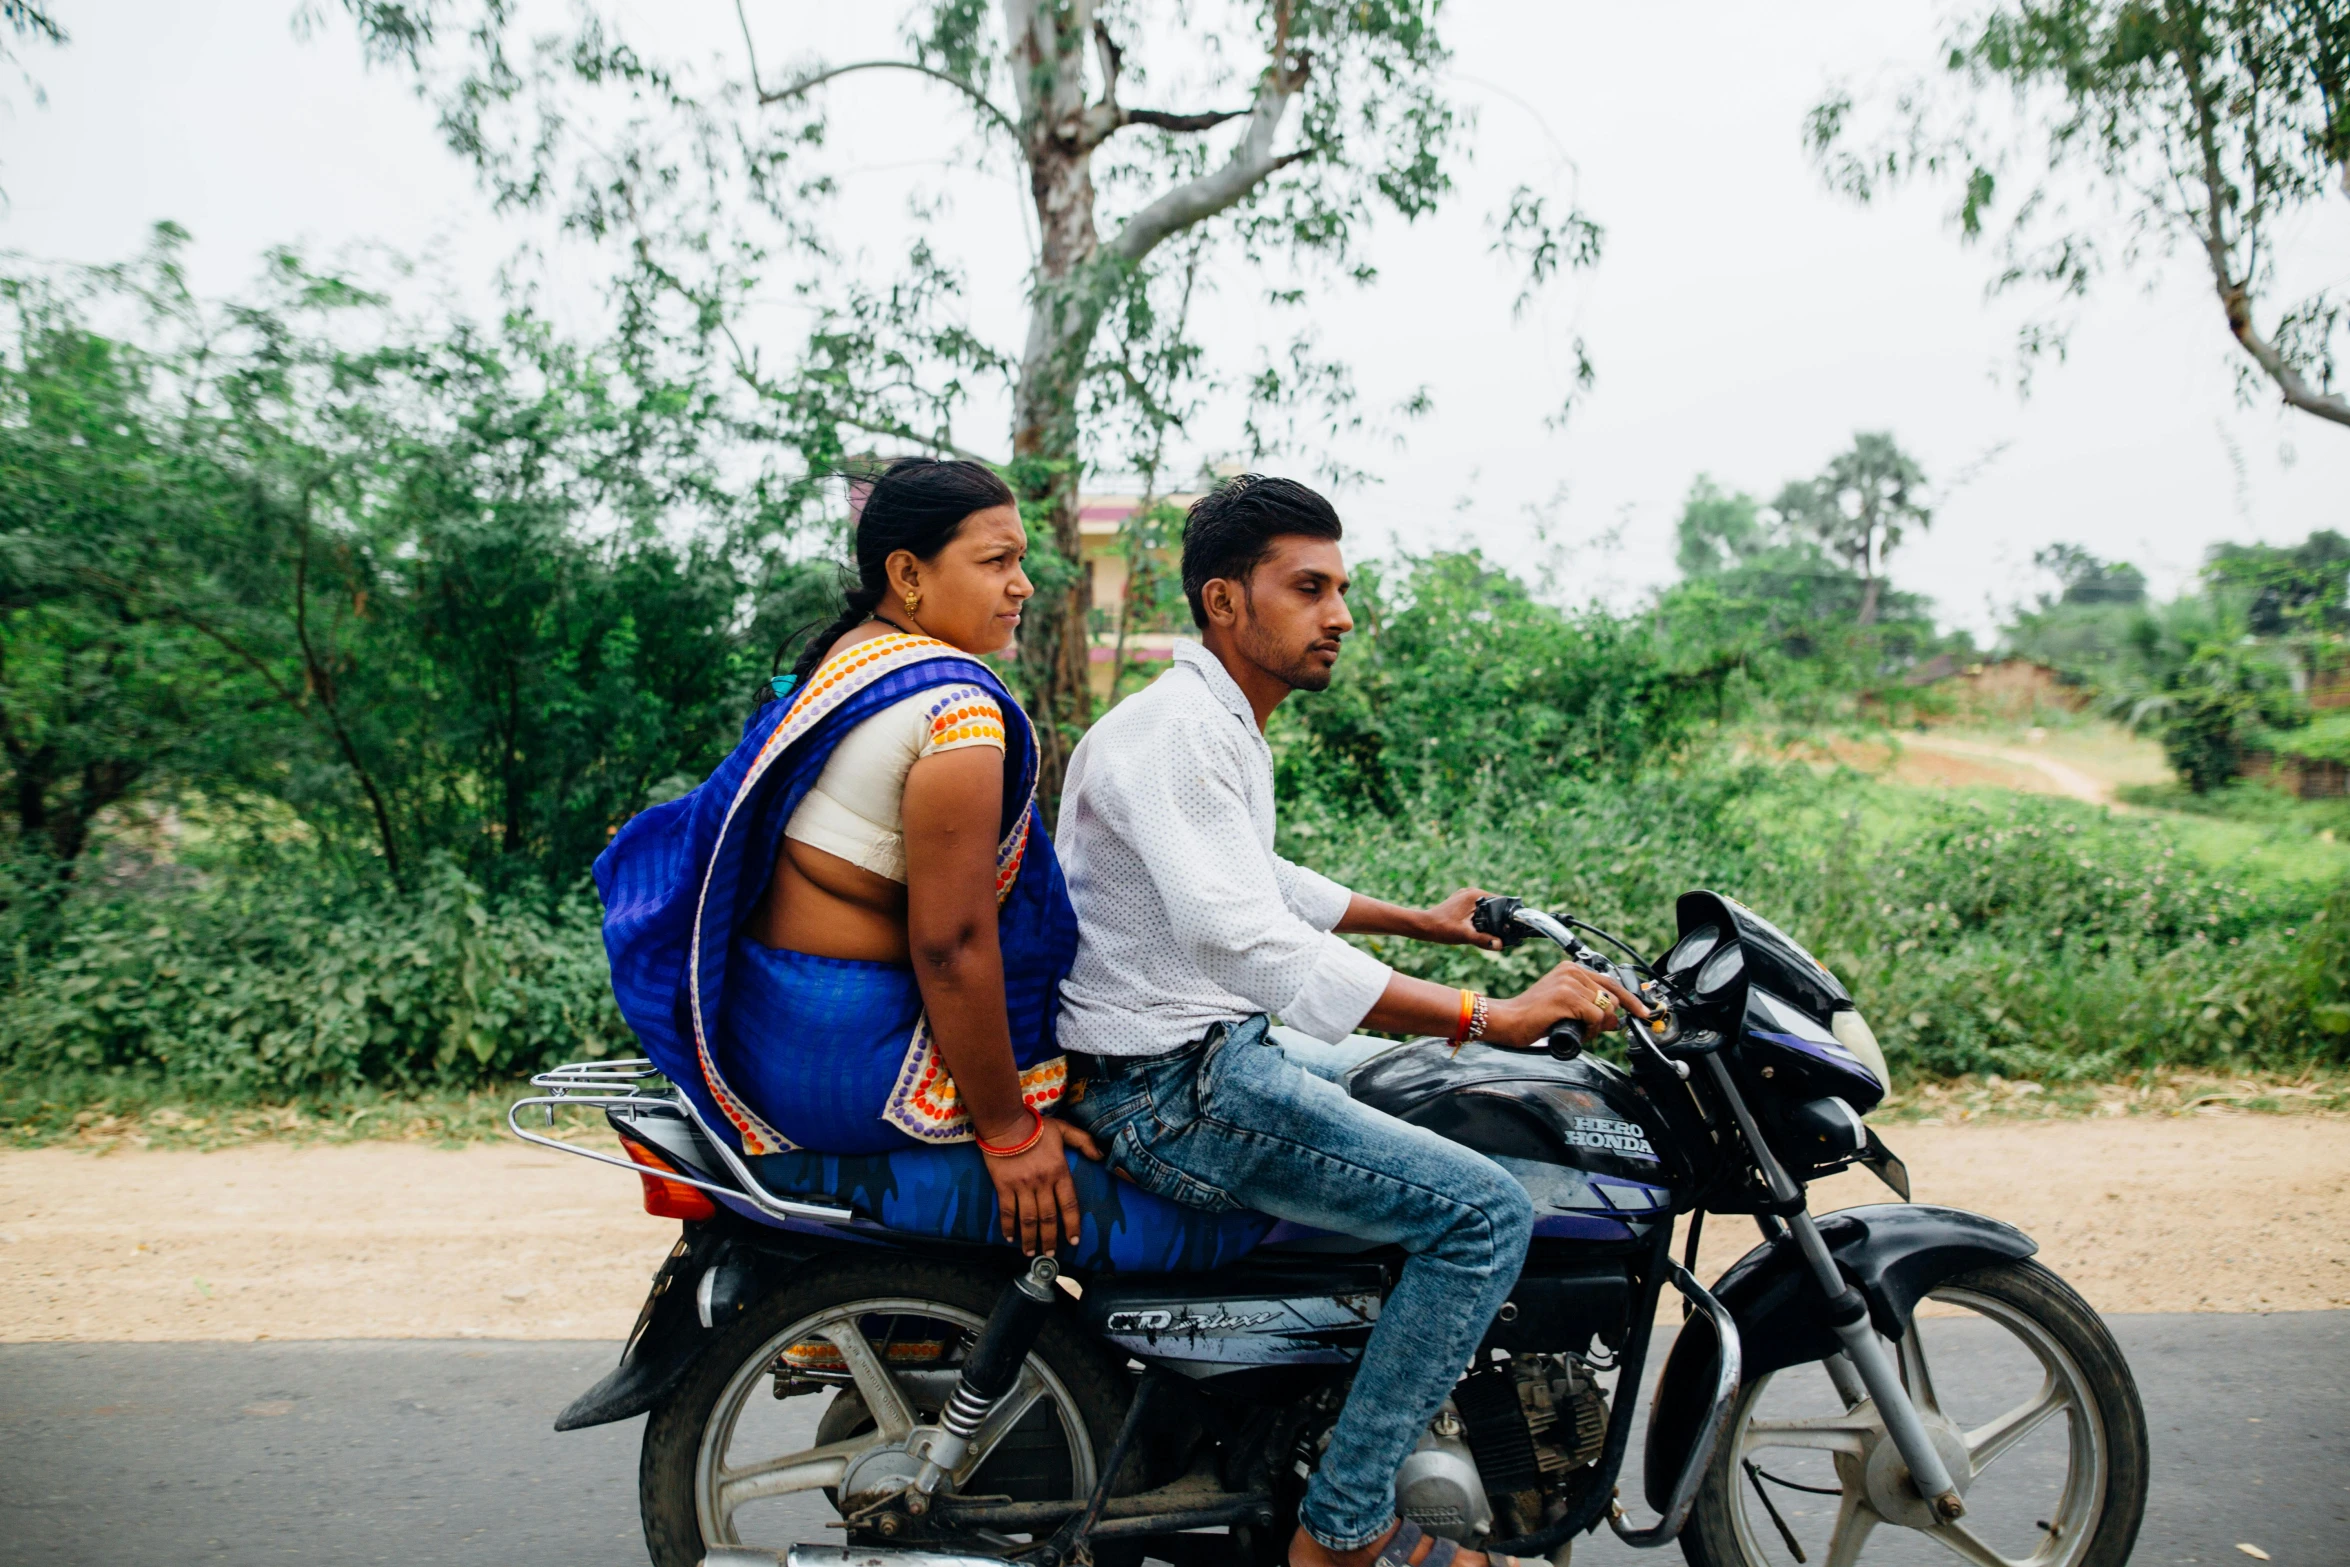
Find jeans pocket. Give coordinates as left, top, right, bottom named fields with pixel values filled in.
left=1144, top=1047, right=1211, bottom=1137
left=1066, top=1074, right=1146, bottom=1143
left=1110, top=1122, right=1242, bottom=1215
left=1193, top=1014, right=1274, bottom=1121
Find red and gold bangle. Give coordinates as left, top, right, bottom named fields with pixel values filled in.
left=976, top=1109, right=1046, bottom=1159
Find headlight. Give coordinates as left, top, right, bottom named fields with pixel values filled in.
left=1830, top=1009, right=1889, bottom=1095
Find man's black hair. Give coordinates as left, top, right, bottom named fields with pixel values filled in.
left=1179, top=474, right=1344, bottom=629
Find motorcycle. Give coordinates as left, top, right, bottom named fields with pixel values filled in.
left=515, top=890, right=2150, bottom=1567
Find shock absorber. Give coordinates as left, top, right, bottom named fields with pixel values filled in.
left=907, top=1254, right=1061, bottom=1511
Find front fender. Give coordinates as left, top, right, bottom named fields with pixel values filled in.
left=1642, top=1203, right=2036, bottom=1512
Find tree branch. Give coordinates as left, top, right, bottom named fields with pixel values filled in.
left=290, top=486, right=406, bottom=882
left=2184, top=42, right=2350, bottom=429
left=1122, top=107, right=1250, bottom=134
left=1111, top=39, right=1310, bottom=265
left=750, top=53, right=1018, bottom=142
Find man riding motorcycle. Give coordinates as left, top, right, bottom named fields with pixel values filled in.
left=1053, top=474, right=1647, bottom=1567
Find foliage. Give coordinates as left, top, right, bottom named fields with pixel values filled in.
left=1774, top=431, right=1932, bottom=626
left=2034, top=542, right=2147, bottom=607
left=1651, top=453, right=1955, bottom=726
left=0, top=237, right=801, bottom=893
left=1289, top=766, right=2348, bottom=1079
left=2203, top=528, right=2350, bottom=635
left=2116, top=637, right=2305, bottom=791
left=2000, top=536, right=2332, bottom=791
left=1810, top=0, right=2350, bottom=431
left=331, top=0, right=1604, bottom=801
left=1271, top=550, right=1721, bottom=815
left=0, top=841, right=626, bottom=1096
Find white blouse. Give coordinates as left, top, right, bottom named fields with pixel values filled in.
left=783, top=682, right=1005, bottom=882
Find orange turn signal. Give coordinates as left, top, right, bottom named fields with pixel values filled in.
left=618, top=1136, right=718, bottom=1221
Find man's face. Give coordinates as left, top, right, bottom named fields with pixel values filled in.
left=1227, top=535, right=1354, bottom=693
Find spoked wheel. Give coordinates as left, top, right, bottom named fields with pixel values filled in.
left=1682, top=1260, right=2148, bottom=1567
left=638, top=1256, right=1131, bottom=1567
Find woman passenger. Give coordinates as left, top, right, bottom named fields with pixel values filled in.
left=598, top=458, right=1096, bottom=1255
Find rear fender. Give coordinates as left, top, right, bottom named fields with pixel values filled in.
left=553, top=1225, right=809, bottom=1431
left=1641, top=1203, right=2036, bottom=1511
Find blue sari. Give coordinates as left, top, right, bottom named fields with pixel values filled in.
left=593, top=634, right=1077, bottom=1155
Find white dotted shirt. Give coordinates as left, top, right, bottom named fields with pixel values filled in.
left=1054, top=640, right=1394, bottom=1056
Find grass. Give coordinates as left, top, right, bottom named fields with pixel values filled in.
left=1874, top=1066, right=2350, bottom=1123
left=0, top=1072, right=616, bottom=1152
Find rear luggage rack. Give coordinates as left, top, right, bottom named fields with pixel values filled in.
left=508, top=1057, right=856, bottom=1224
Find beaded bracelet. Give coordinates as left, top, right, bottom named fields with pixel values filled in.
left=976, top=1108, right=1046, bottom=1159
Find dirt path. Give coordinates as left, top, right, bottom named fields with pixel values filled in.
left=1896, top=732, right=2117, bottom=806
left=2, top=1116, right=2344, bottom=1342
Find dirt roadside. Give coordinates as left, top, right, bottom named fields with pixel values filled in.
left=2, top=1115, right=2343, bottom=1342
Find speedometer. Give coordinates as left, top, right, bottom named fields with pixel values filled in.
left=1693, top=941, right=1745, bottom=995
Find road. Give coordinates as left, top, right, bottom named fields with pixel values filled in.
left=3, top=1314, right=2343, bottom=1567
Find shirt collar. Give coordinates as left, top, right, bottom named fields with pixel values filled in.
left=1172, top=639, right=1260, bottom=731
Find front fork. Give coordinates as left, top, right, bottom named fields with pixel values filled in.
left=1701, top=1056, right=1967, bottom=1523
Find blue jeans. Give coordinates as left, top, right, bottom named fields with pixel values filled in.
left=1065, top=1017, right=1535, bottom=1551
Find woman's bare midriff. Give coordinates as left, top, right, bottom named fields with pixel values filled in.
left=749, top=838, right=910, bottom=963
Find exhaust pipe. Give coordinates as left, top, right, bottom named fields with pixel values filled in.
left=702, top=1549, right=1008, bottom=1567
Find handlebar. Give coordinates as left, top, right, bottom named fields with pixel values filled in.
left=1471, top=894, right=1686, bottom=1070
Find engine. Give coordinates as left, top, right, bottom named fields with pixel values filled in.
left=1397, top=1354, right=1609, bottom=1544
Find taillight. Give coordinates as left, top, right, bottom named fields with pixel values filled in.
left=618, top=1136, right=718, bottom=1221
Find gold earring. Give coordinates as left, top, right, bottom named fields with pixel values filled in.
left=902, top=589, right=921, bottom=615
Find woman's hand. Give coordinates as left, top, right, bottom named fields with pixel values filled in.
left=982, top=1115, right=1105, bottom=1256
left=1485, top=959, right=1650, bottom=1049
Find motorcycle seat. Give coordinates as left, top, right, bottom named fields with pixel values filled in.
left=744, top=1143, right=1280, bottom=1273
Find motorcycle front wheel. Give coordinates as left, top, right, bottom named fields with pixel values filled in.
left=1680, top=1259, right=2148, bottom=1567
left=637, top=1255, right=1133, bottom=1567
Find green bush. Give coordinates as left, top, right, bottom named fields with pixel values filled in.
left=1274, top=551, right=1725, bottom=814
left=1287, top=765, right=2345, bottom=1080
left=0, top=848, right=626, bottom=1096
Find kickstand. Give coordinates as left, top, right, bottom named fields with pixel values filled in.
left=1036, top=1367, right=1162, bottom=1566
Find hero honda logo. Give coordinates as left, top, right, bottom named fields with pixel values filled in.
left=1104, top=1306, right=1281, bottom=1335
left=1564, top=1114, right=1657, bottom=1162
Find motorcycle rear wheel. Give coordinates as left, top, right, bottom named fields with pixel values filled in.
left=1680, top=1259, right=2148, bottom=1567
left=638, top=1254, right=1133, bottom=1567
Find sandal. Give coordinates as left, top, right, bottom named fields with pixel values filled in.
left=1365, top=1516, right=1528, bottom=1567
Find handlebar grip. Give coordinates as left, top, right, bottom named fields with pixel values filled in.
left=1545, top=1016, right=1587, bottom=1057
left=1472, top=895, right=1526, bottom=946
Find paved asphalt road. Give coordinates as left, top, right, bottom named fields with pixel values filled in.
left=4, top=1313, right=2343, bottom=1567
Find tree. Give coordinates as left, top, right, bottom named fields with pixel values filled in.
left=2034, top=542, right=2148, bottom=606
left=1776, top=432, right=1932, bottom=626
left=2204, top=528, right=2350, bottom=634
left=1810, top=0, right=2350, bottom=432
left=1673, top=476, right=1770, bottom=578
left=332, top=0, right=1598, bottom=799
left=1, top=235, right=785, bottom=893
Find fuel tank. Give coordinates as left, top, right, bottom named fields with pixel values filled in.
left=1346, top=1038, right=1680, bottom=1241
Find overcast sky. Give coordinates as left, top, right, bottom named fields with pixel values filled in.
left=6, top=2, right=2346, bottom=639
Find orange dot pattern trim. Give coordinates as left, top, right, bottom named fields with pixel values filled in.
left=923, top=685, right=1007, bottom=755
left=883, top=1014, right=1068, bottom=1145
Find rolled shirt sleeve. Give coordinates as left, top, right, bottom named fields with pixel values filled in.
left=1108, top=715, right=1391, bottom=1043
left=1273, top=855, right=1354, bottom=932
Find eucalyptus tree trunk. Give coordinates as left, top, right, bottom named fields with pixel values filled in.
left=1006, top=1, right=1108, bottom=797
left=1001, top=0, right=1308, bottom=802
